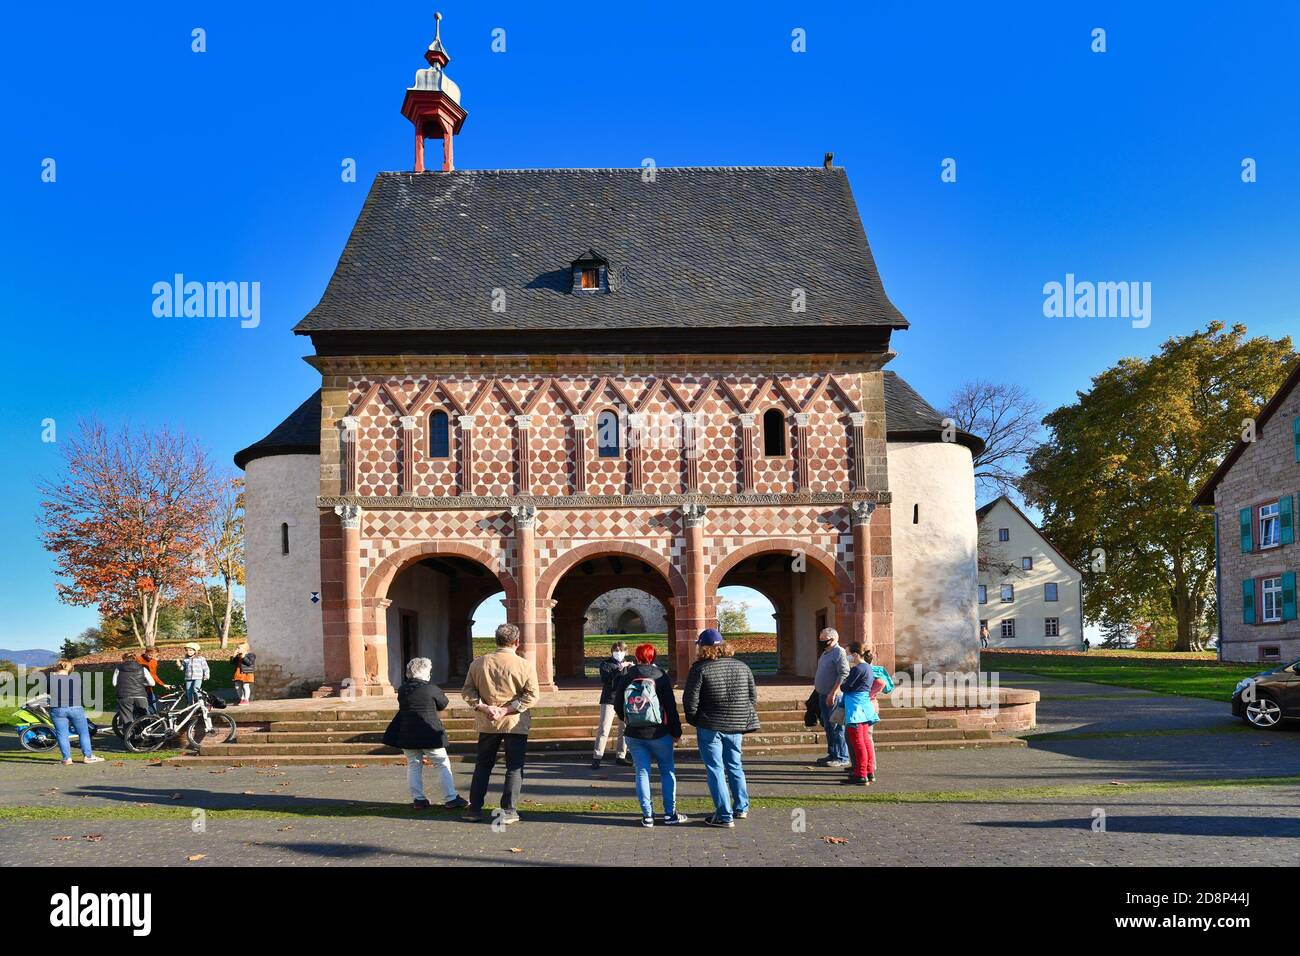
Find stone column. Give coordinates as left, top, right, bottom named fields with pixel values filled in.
left=793, top=412, right=811, bottom=490
left=678, top=503, right=708, bottom=676
left=850, top=500, right=876, bottom=654
left=457, top=414, right=475, bottom=496
left=738, top=413, right=756, bottom=493
left=514, top=414, right=532, bottom=495
left=627, top=412, right=645, bottom=493
left=681, top=413, right=699, bottom=493
left=569, top=412, right=589, bottom=494
left=848, top=412, right=867, bottom=491
left=335, top=504, right=366, bottom=695
left=368, top=597, right=395, bottom=695
left=339, top=416, right=359, bottom=495
left=399, top=415, right=417, bottom=494
left=511, top=504, right=554, bottom=690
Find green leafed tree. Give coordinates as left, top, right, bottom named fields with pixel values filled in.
left=1022, top=321, right=1294, bottom=651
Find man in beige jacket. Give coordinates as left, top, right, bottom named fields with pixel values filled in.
left=461, top=623, right=540, bottom=824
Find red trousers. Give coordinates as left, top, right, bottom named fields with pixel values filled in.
left=846, top=722, right=876, bottom=779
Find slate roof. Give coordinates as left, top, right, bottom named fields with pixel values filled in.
left=883, top=371, right=984, bottom=454
left=233, top=391, right=322, bottom=470
left=294, top=167, right=907, bottom=335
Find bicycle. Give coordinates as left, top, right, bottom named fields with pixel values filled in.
left=123, top=690, right=237, bottom=752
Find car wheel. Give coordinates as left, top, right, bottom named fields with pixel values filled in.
left=1243, top=693, right=1285, bottom=730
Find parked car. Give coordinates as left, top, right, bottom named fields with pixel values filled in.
left=1232, top=658, right=1300, bottom=730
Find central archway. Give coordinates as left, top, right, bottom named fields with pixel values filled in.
left=539, top=542, right=686, bottom=683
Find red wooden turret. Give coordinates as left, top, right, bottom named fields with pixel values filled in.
left=401, top=12, right=467, bottom=172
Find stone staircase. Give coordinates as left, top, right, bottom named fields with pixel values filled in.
left=170, top=696, right=1024, bottom=767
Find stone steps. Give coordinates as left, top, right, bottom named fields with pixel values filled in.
left=169, top=734, right=1024, bottom=767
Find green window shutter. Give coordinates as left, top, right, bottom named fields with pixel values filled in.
left=1243, top=578, right=1256, bottom=625
left=1294, top=416, right=1300, bottom=462
left=1239, top=507, right=1253, bottom=552
left=1282, top=495, right=1295, bottom=546
left=1284, top=572, right=1297, bottom=622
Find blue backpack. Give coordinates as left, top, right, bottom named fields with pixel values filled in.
left=623, top=677, right=663, bottom=729
left=872, top=664, right=895, bottom=694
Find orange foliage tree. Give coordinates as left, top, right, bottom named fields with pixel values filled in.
left=39, top=420, right=217, bottom=647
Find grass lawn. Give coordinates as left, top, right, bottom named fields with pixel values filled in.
left=981, top=651, right=1266, bottom=702
left=470, top=633, right=778, bottom=677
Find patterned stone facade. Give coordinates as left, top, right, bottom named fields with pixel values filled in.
left=312, top=354, right=893, bottom=692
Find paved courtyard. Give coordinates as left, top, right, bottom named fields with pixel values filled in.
left=3, top=672, right=1299, bottom=866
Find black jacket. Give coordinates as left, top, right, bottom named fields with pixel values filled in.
left=598, top=657, right=630, bottom=706
left=232, top=652, right=256, bottom=673
left=612, top=664, right=682, bottom=740
left=382, top=678, right=450, bottom=750
left=113, top=661, right=151, bottom=700
left=682, top=656, right=760, bottom=734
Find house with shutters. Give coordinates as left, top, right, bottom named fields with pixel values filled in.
left=974, top=496, right=1083, bottom=649
left=1193, top=360, right=1300, bottom=663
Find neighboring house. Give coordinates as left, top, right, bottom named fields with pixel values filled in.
left=975, top=496, right=1083, bottom=649
left=1193, top=360, right=1300, bottom=664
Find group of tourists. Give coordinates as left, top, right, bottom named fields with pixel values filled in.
left=41, top=642, right=258, bottom=766
left=389, top=622, right=881, bottom=827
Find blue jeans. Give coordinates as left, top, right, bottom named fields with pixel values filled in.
left=696, top=728, right=749, bottom=822
left=627, top=735, right=677, bottom=818
left=819, top=693, right=848, bottom=762
left=50, top=706, right=94, bottom=761
left=184, top=680, right=202, bottom=704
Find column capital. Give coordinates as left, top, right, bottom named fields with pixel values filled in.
left=335, top=504, right=362, bottom=529
left=513, top=414, right=532, bottom=429
left=738, top=413, right=756, bottom=428
left=399, top=415, right=417, bottom=431
left=793, top=412, right=810, bottom=427
left=569, top=412, right=590, bottom=430
left=850, top=500, right=877, bottom=526
left=848, top=411, right=867, bottom=427
left=626, top=412, right=644, bottom=428
left=679, top=412, right=698, bottom=428
left=683, top=502, right=708, bottom=527
left=458, top=414, right=476, bottom=430
left=510, top=503, right=538, bottom=528
left=339, top=416, right=359, bottom=437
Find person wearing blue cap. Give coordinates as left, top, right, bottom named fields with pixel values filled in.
left=682, top=628, right=759, bottom=828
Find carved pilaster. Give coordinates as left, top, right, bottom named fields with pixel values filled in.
left=738, top=413, right=756, bottom=494
left=848, top=411, right=868, bottom=491
left=338, top=416, right=359, bottom=495
left=680, top=412, right=699, bottom=493
left=513, top=414, right=532, bottom=495
left=458, top=414, right=475, bottom=495
left=570, top=412, right=590, bottom=494
left=399, top=415, right=417, bottom=494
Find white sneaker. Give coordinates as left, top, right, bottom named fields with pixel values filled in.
left=82, top=755, right=105, bottom=764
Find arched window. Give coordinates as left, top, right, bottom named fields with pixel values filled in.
left=280, top=523, right=290, bottom=556
left=597, top=409, right=620, bottom=458
left=428, top=410, right=450, bottom=458
left=762, top=408, right=786, bottom=456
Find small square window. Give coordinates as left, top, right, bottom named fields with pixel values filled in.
left=1000, top=619, right=1016, bottom=639
left=1044, top=617, right=1060, bottom=638
left=1021, top=556, right=1033, bottom=571
left=998, top=528, right=1010, bottom=542
left=1044, top=582, right=1058, bottom=602
left=1000, top=584, right=1014, bottom=603
left=580, top=267, right=599, bottom=290
left=1261, top=645, right=1282, bottom=662
left=977, top=585, right=987, bottom=605
left=1258, top=502, right=1281, bottom=549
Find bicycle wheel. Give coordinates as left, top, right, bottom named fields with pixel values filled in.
left=112, top=712, right=127, bottom=738
left=124, top=715, right=171, bottom=753
left=187, top=712, right=236, bottom=748
left=18, top=725, right=58, bottom=752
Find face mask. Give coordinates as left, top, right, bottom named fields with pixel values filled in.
left=611, top=651, right=626, bottom=662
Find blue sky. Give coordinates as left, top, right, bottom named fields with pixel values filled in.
left=2, top=2, right=1297, bottom=649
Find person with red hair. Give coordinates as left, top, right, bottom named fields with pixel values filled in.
left=613, top=643, right=686, bottom=827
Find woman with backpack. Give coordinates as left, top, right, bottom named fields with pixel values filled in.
left=613, top=643, right=687, bottom=828
left=841, top=643, right=887, bottom=785
left=231, top=643, right=256, bottom=705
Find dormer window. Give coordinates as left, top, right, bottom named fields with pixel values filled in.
left=571, top=249, right=608, bottom=295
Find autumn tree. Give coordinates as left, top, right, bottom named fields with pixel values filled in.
left=201, top=475, right=245, bottom=648
left=1023, top=322, right=1294, bottom=651
left=944, top=381, right=1043, bottom=500
left=39, top=420, right=217, bottom=648
left=718, top=597, right=751, bottom=634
